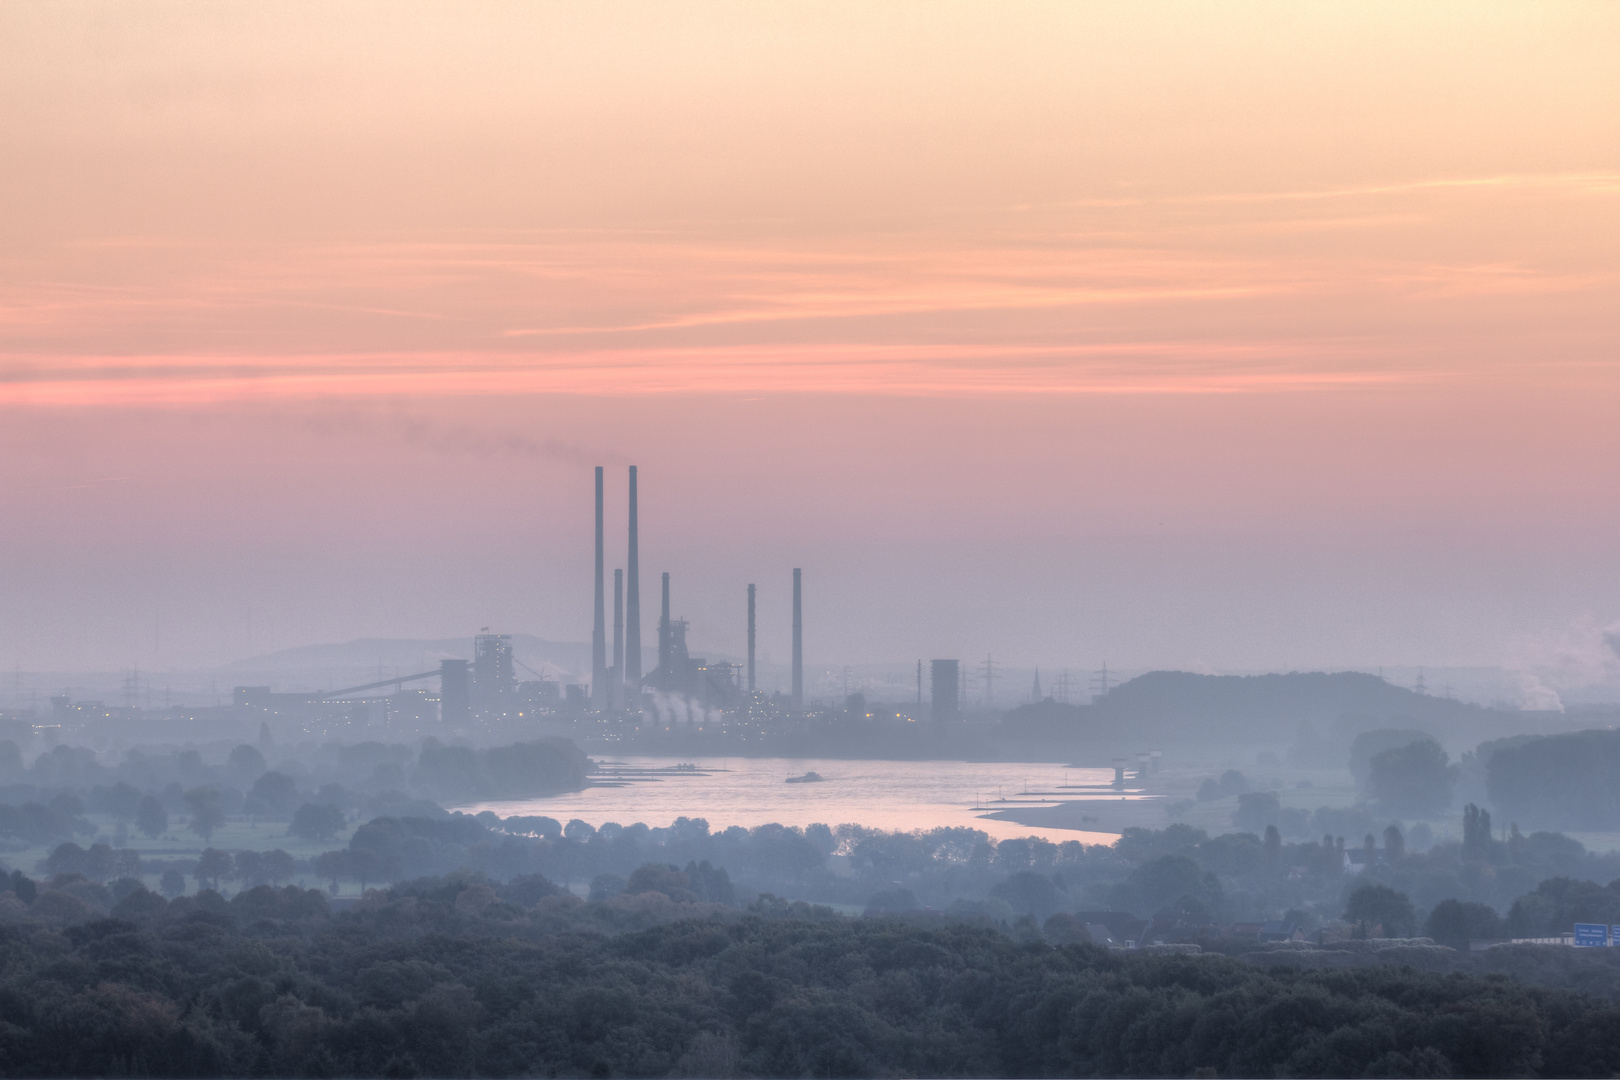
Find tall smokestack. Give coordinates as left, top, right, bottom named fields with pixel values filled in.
left=791, top=568, right=802, bottom=708
left=625, top=465, right=641, bottom=697
left=658, top=571, right=671, bottom=689
left=747, top=584, right=756, bottom=693
left=592, top=466, right=606, bottom=708
left=612, top=568, right=624, bottom=710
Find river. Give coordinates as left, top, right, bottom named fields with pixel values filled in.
left=457, top=756, right=1143, bottom=845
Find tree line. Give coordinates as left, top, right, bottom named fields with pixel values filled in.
left=6, top=868, right=1620, bottom=1077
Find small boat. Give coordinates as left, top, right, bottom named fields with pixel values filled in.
left=785, top=771, right=824, bottom=784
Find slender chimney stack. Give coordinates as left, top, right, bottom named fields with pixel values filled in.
left=625, top=465, right=641, bottom=697
left=791, top=568, right=803, bottom=708
left=612, top=568, right=624, bottom=710
left=747, top=584, right=756, bottom=693
left=591, top=466, right=606, bottom=708
left=658, top=571, right=671, bottom=689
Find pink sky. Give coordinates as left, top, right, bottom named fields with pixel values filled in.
left=1, top=3, right=1617, bottom=678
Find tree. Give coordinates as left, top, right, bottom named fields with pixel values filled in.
left=136, top=795, right=168, bottom=839
left=1366, top=739, right=1453, bottom=817
left=310, top=848, right=394, bottom=894
left=234, top=850, right=265, bottom=887
left=1383, top=823, right=1405, bottom=862
left=1463, top=803, right=1495, bottom=860
left=990, top=871, right=1066, bottom=919
left=247, top=771, right=299, bottom=818
left=289, top=803, right=346, bottom=842
left=684, top=860, right=735, bottom=905
left=1345, top=883, right=1416, bottom=938
left=350, top=848, right=395, bottom=891
left=7, top=870, right=37, bottom=905
left=195, top=847, right=233, bottom=891
left=1349, top=728, right=1433, bottom=785
left=227, top=743, right=267, bottom=779
left=44, top=842, right=87, bottom=877
left=261, top=849, right=296, bottom=886
left=1232, top=792, right=1280, bottom=833
left=314, top=849, right=350, bottom=894
left=1487, top=729, right=1620, bottom=830
left=233, top=849, right=295, bottom=887
left=626, top=862, right=697, bottom=901
left=96, top=781, right=143, bottom=820
left=1127, top=855, right=1224, bottom=919
left=159, top=867, right=186, bottom=897
left=1426, top=898, right=1503, bottom=950
left=84, top=842, right=116, bottom=883
left=184, top=786, right=225, bottom=842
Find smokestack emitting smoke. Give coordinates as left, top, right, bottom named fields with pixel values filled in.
left=625, top=465, right=641, bottom=696
left=747, top=583, right=756, bottom=693
left=592, top=466, right=606, bottom=707
left=612, top=568, right=624, bottom=710
left=792, top=568, right=802, bottom=708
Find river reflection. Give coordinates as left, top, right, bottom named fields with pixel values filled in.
left=458, top=756, right=1140, bottom=846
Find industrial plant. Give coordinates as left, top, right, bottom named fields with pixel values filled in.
left=16, top=466, right=943, bottom=747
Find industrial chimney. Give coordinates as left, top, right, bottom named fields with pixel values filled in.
left=612, top=568, right=624, bottom=710
left=658, top=571, right=671, bottom=689
left=591, top=466, right=606, bottom=708
left=625, top=465, right=641, bottom=697
left=747, top=583, right=756, bottom=693
left=791, top=568, right=802, bottom=708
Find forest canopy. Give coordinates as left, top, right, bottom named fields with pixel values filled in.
left=2, top=879, right=1620, bottom=1078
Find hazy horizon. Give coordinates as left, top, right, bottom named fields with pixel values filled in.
left=4, top=3, right=1618, bottom=681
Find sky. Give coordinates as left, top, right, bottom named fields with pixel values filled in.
left=1, top=2, right=1618, bottom=687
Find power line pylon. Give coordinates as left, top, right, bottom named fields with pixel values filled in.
left=1090, top=661, right=1113, bottom=700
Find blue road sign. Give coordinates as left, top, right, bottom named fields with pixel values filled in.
left=1574, top=923, right=1609, bottom=947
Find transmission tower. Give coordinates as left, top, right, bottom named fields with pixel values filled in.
left=981, top=655, right=998, bottom=709
left=1090, top=661, right=1114, bottom=700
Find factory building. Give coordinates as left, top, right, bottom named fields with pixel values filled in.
left=644, top=570, right=742, bottom=709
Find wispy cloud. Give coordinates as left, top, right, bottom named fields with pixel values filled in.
left=0, top=342, right=1440, bottom=406
left=2, top=172, right=1614, bottom=405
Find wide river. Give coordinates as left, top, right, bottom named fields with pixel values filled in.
left=458, top=756, right=1136, bottom=846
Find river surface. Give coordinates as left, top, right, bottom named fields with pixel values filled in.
left=457, top=756, right=1141, bottom=845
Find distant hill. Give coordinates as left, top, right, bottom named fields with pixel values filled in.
left=224, top=635, right=651, bottom=692
left=1001, top=670, right=1527, bottom=755
left=1094, top=670, right=1482, bottom=742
